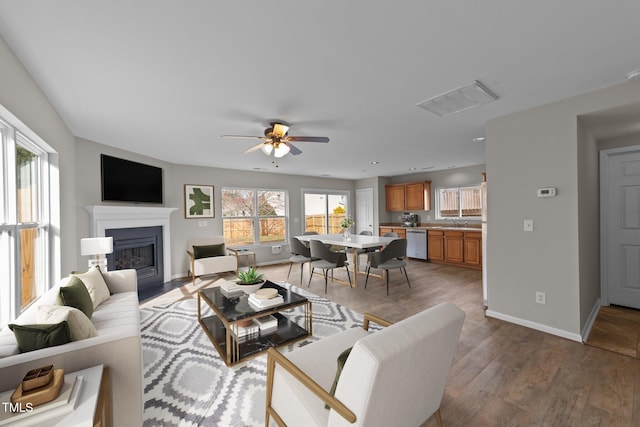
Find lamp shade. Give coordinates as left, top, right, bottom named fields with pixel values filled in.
left=81, top=237, right=114, bottom=256
left=273, top=143, right=290, bottom=158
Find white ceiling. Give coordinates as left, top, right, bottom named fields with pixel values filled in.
left=0, top=1, right=639, bottom=179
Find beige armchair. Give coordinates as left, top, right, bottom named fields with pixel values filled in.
left=265, top=302, right=465, bottom=427
left=186, top=236, right=237, bottom=285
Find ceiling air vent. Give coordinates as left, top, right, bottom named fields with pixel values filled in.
left=417, top=80, right=498, bottom=117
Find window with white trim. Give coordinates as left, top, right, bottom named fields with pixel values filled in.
left=0, top=115, right=51, bottom=328
left=437, top=185, right=483, bottom=219
left=302, top=190, right=350, bottom=234
left=221, top=188, right=288, bottom=246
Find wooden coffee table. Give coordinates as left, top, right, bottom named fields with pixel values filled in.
left=198, top=281, right=312, bottom=365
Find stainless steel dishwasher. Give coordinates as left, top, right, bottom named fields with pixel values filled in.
left=406, top=228, right=427, bottom=260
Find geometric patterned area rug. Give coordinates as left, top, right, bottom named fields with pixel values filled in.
left=140, top=282, right=371, bottom=426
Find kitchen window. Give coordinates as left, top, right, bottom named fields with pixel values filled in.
left=0, top=114, right=52, bottom=328
left=221, top=188, right=288, bottom=247
left=437, top=185, right=482, bottom=219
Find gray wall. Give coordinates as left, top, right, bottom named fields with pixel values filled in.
left=0, top=36, right=76, bottom=280
left=486, top=80, right=640, bottom=339
left=74, top=137, right=355, bottom=278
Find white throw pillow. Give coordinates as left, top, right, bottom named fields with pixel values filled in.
left=36, top=305, right=98, bottom=341
left=74, top=266, right=111, bottom=309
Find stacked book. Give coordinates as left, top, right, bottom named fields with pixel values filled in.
left=220, top=280, right=244, bottom=298
left=254, top=314, right=278, bottom=335
left=232, top=315, right=279, bottom=341
left=248, top=287, right=284, bottom=310
left=233, top=320, right=260, bottom=342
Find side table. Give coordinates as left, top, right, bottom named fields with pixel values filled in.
left=228, top=248, right=256, bottom=271
left=0, top=364, right=111, bottom=427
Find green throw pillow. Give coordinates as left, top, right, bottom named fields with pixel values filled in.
left=193, top=243, right=226, bottom=259
left=58, top=276, right=94, bottom=319
left=325, top=346, right=353, bottom=409
left=9, top=321, right=72, bottom=353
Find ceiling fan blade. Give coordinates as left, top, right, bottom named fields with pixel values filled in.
left=244, top=142, right=267, bottom=153
left=286, top=136, right=329, bottom=143
left=221, top=134, right=267, bottom=139
left=287, top=142, right=302, bottom=155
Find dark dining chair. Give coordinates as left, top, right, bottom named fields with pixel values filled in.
left=287, top=237, right=312, bottom=284
left=309, top=240, right=352, bottom=293
left=364, top=238, right=410, bottom=295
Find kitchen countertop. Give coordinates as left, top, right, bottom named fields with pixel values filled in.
left=379, top=223, right=482, bottom=231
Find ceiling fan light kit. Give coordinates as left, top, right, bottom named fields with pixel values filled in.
left=222, top=121, right=329, bottom=159
left=273, top=143, right=290, bottom=158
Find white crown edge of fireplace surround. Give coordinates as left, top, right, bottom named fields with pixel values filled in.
left=84, top=205, right=178, bottom=283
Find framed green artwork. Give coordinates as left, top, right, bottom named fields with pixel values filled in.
left=184, top=184, right=214, bottom=218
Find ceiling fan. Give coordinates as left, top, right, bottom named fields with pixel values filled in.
left=221, top=122, right=329, bottom=158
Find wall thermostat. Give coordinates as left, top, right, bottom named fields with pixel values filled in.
left=537, top=187, right=557, bottom=198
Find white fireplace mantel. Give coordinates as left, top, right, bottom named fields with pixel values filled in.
left=85, top=205, right=177, bottom=281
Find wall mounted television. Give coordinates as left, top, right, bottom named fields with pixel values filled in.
left=101, top=154, right=163, bottom=204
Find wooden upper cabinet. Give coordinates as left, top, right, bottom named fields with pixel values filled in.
left=385, top=185, right=406, bottom=212
left=405, top=182, right=431, bottom=211
left=385, top=181, right=431, bottom=211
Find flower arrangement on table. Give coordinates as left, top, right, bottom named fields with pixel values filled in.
left=340, top=216, right=355, bottom=230
left=340, top=216, right=355, bottom=240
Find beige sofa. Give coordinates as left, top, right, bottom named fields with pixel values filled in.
left=0, top=269, right=142, bottom=427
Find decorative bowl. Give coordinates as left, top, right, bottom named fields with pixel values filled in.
left=236, top=280, right=264, bottom=295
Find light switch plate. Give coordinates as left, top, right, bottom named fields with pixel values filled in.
left=524, top=219, right=534, bottom=232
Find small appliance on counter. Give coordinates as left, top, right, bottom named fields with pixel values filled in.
left=401, top=212, right=419, bottom=227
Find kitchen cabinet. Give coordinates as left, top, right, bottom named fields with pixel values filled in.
left=385, top=185, right=406, bottom=212
left=444, top=230, right=464, bottom=263
left=427, top=229, right=482, bottom=269
left=379, top=227, right=406, bottom=239
left=427, top=230, right=444, bottom=261
left=405, top=182, right=430, bottom=211
left=385, top=181, right=431, bottom=211
left=464, top=231, right=482, bottom=267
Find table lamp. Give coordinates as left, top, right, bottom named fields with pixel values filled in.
left=80, top=237, right=113, bottom=271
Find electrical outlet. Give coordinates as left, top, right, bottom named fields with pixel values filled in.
left=524, top=219, right=534, bottom=232
left=536, top=291, right=546, bottom=304
left=271, top=245, right=282, bottom=254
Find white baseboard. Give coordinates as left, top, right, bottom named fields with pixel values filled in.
left=485, top=310, right=583, bottom=343
left=580, top=299, right=601, bottom=343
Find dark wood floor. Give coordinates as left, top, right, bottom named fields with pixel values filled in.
left=143, top=259, right=640, bottom=427
left=586, top=305, right=640, bottom=359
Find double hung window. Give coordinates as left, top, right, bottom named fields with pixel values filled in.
left=221, top=188, right=288, bottom=246
left=0, top=115, right=51, bottom=327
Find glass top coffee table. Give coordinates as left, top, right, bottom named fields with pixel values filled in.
left=198, top=280, right=312, bottom=366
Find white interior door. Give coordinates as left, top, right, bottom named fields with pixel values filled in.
left=601, top=146, right=640, bottom=308
left=356, top=188, right=374, bottom=234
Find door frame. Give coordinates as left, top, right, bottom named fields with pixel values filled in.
left=599, top=144, right=640, bottom=306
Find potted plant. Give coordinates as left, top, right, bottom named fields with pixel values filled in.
left=236, top=267, right=265, bottom=294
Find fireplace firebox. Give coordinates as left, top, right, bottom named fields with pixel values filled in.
left=105, top=226, right=164, bottom=290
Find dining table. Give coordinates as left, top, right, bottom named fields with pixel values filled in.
left=295, top=233, right=398, bottom=287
